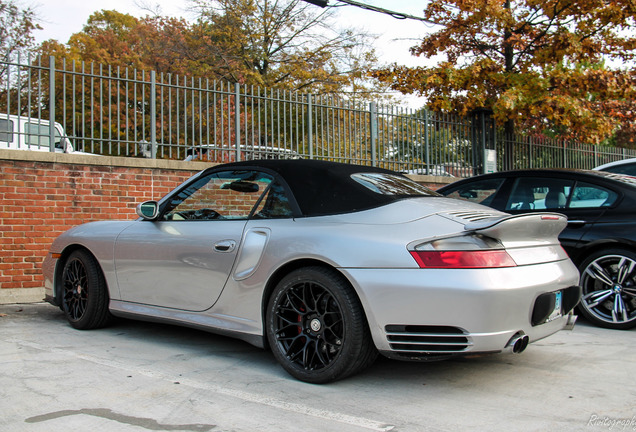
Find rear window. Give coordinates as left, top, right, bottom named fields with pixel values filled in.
left=351, top=173, right=437, bottom=196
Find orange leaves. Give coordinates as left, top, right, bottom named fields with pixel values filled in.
left=371, top=0, right=636, bottom=144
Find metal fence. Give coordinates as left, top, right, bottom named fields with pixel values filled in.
left=1, top=55, right=635, bottom=177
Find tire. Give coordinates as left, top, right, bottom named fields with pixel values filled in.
left=578, top=248, right=636, bottom=330
left=61, top=250, right=112, bottom=330
left=266, top=267, right=377, bottom=383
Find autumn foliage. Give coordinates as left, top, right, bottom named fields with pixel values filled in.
left=38, top=2, right=385, bottom=100
left=371, top=0, right=636, bottom=146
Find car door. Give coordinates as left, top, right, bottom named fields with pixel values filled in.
left=502, top=176, right=617, bottom=254
left=114, top=169, right=274, bottom=311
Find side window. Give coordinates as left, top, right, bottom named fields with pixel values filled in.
left=252, top=182, right=294, bottom=218
left=0, top=119, right=14, bottom=143
left=506, top=178, right=574, bottom=211
left=162, top=170, right=292, bottom=221
left=569, top=182, right=618, bottom=208
left=443, top=178, right=505, bottom=206
left=24, top=122, right=62, bottom=148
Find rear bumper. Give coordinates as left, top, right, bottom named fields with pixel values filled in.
left=342, top=259, right=580, bottom=359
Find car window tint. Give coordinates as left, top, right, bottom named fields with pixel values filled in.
left=162, top=170, right=278, bottom=221
left=443, top=178, right=504, bottom=205
left=569, top=182, right=618, bottom=208
left=506, top=177, right=575, bottom=210
left=252, top=181, right=294, bottom=218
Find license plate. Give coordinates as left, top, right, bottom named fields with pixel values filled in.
left=547, top=291, right=562, bottom=322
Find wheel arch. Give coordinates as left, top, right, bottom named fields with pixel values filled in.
left=569, top=239, right=636, bottom=268
left=53, top=244, right=108, bottom=306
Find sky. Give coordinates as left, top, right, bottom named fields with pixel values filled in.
left=31, top=0, right=434, bottom=107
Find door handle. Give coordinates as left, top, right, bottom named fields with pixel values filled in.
left=567, top=220, right=587, bottom=227
left=214, top=240, right=236, bottom=252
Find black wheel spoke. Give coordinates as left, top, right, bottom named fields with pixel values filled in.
left=267, top=267, right=377, bottom=382
left=272, top=278, right=345, bottom=371
left=62, top=257, right=90, bottom=321
left=59, top=251, right=111, bottom=330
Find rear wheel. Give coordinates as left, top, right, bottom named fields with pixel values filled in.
left=266, top=267, right=377, bottom=383
left=61, top=250, right=111, bottom=330
left=578, top=248, right=636, bottom=329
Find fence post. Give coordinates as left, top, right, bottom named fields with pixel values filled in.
left=235, top=82, right=241, bottom=161
left=369, top=101, right=378, bottom=166
left=471, top=109, right=492, bottom=174
left=307, top=94, right=314, bottom=159
left=49, top=56, right=55, bottom=152
left=150, top=71, right=157, bottom=158
left=424, top=110, right=430, bottom=169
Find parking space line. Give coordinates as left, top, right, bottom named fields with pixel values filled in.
left=8, top=338, right=395, bottom=432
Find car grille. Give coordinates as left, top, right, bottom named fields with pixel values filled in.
left=385, top=325, right=472, bottom=358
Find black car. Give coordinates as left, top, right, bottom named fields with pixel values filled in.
left=438, top=169, right=636, bottom=330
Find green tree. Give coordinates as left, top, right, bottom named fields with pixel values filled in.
left=371, top=0, right=636, bottom=149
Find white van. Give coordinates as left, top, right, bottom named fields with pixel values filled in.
left=0, top=114, right=75, bottom=153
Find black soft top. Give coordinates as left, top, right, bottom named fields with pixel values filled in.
left=211, top=159, right=434, bottom=216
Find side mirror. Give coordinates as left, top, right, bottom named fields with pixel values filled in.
left=136, top=201, right=159, bottom=220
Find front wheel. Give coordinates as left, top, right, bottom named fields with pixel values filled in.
left=266, top=267, right=377, bottom=383
left=578, top=248, right=636, bottom=329
left=61, top=250, right=112, bottom=330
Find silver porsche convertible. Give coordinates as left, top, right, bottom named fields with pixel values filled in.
left=43, top=160, right=581, bottom=383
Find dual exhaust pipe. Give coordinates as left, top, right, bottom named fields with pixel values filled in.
left=505, top=333, right=530, bottom=354
left=505, top=313, right=577, bottom=355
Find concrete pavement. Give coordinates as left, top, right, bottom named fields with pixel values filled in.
left=1, top=303, right=635, bottom=432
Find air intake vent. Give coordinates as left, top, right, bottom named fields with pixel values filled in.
left=385, top=325, right=472, bottom=355
left=443, top=210, right=503, bottom=223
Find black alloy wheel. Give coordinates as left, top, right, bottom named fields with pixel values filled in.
left=61, top=250, right=111, bottom=330
left=579, top=248, right=636, bottom=329
left=266, top=267, right=377, bottom=383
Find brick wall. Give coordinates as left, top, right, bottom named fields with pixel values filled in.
left=0, top=150, right=209, bottom=303
left=0, top=149, right=454, bottom=304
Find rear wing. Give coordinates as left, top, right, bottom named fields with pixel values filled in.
left=464, top=213, right=567, bottom=245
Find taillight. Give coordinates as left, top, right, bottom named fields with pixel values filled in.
left=410, top=250, right=517, bottom=268
left=408, top=234, right=517, bottom=268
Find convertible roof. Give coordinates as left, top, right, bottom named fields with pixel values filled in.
left=211, top=159, right=427, bottom=216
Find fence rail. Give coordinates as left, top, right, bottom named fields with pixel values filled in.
left=1, top=55, right=635, bottom=177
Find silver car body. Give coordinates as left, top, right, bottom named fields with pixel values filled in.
left=43, top=160, right=579, bottom=363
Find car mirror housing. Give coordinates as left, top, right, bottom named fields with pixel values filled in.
left=136, top=201, right=159, bottom=220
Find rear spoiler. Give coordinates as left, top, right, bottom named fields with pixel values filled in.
left=464, top=213, right=568, bottom=245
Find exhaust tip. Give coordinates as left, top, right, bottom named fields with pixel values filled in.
left=506, top=333, right=529, bottom=354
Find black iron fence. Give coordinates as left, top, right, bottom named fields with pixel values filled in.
left=1, top=55, right=634, bottom=176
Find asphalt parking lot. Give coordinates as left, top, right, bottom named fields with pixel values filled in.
left=1, top=303, right=635, bottom=432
